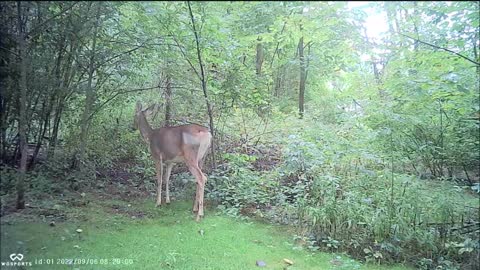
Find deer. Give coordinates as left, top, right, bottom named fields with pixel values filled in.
left=133, top=102, right=212, bottom=221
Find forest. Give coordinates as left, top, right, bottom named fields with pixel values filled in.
left=0, top=1, right=479, bottom=269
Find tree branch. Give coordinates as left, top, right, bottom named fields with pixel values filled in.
left=96, top=41, right=150, bottom=69
left=270, top=10, right=293, bottom=69
left=0, top=45, right=20, bottom=57
left=400, top=33, right=480, bottom=66
left=87, top=86, right=159, bottom=122
left=27, top=2, right=79, bottom=38
left=170, top=30, right=201, bottom=80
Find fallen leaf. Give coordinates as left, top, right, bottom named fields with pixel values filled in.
left=256, top=260, right=267, bottom=267
left=283, top=258, right=294, bottom=265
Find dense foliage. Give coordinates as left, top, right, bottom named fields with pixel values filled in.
left=1, top=1, right=478, bottom=269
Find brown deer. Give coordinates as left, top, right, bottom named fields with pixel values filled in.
left=133, top=102, right=212, bottom=221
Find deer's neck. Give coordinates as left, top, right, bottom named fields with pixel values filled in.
left=138, top=112, right=154, bottom=144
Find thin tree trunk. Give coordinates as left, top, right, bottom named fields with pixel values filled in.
left=32, top=46, right=59, bottom=165
left=187, top=1, right=216, bottom=167
left=439, top=101, right=444, bottom=177
left=16, top=1, right=28, bottom=209
left=256, top=38, right=264, bottom=76
left=30, top=98, right=49, bottom=168
left=270, top=16, right=290, bottom=69
left=77, top=3, right=100, bottom=167
left=413, top=1, right=419, bottom=51
left=164, top=74, right=172, bottom=127
left=48, top=30, right=77, bottom=159
left=363, top=28, right=381, bottom=83
left=274, top=66, right=282, bottom=97
left=0, top=99, right=6, bottom=162
left=298, top=35, right=305, bottom=119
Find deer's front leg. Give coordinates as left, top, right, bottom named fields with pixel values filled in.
left=155, top=159, right=163, bottom=207
left=193, top=182, right=199, bottom=213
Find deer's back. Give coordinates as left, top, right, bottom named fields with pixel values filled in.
left=149, top=124, right=210, bottom=162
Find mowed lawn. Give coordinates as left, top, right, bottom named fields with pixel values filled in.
left=1, top=199, right=411, bottom=270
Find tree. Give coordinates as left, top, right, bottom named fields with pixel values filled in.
left=298, top=33, right=305, bottom=119
left=15, top=1, right=28, bottom=209
left=186, top=1, right=216, bottom=167
left=76, top=2, right=102, bottom=168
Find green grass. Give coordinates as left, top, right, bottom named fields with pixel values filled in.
left=1, top=199, right=411, bottom=270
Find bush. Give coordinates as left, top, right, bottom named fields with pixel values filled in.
left=207, top=153, right=278, bottom=217
left=211, top=118, right=479, bottom=269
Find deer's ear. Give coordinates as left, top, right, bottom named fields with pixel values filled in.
left=144, top=103, right=162, bottom=119
left=135, top=101, right=142, bottom=112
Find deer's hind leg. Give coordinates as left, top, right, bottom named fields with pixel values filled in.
left=155, top=158, right=163, bottom=207
left=164, top=163, right=174, bottom=204
left=184, top=147, right=206, bottom=221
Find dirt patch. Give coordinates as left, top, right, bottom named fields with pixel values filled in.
left=0, top=204, right=68, bottom=225
left=94, top=161, right=152, bottom=201
left=1, top=159, right=192, bottom=223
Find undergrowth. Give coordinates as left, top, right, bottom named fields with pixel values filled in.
left=207, top=116, right=479, bottom=270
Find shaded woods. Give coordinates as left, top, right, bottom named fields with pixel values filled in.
left=1, top=2, right=479, bottom=269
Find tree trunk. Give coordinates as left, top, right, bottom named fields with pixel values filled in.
left=413, top=1, right=419, bottom=51
left=274, top=66, right=282, bottom=97
left=30, top=97, right=49, bottom=168
left=298, top=35, right=305, bottom=119
left=48, top=30, right=77, bottom=159
left=49, top=102, right=63, bottom=157
left=164, top=74, right=172, bottom=127
left=16, top=1, right=28, bottom=209
left=187, top=1, right=216, bottom=167
left=363, top=28, right=381, bottom=83
left=256, top=38, right=264, bottom=76
left=77, top=3, right=100, bottom=167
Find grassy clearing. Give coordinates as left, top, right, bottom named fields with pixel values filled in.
left=0, top=198, right=412, bottom=270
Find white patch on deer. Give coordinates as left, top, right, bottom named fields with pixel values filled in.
left=182, top=132, right=200, bottom=145
left=197, top=132, right=211, bottom=161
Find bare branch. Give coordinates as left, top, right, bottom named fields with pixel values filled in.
left=96, top=41, right=150, bottom=69
left=400, top=33, right=480, bottom=66
left=87, top=86, right=159, bottom=122
left=27, top=2, right=79, bottom=38
left=170, top=31, right=201, bottom=80
left=0, top=45, right=19, bottom=57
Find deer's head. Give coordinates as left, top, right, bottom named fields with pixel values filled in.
left=132, top=101, right=144, bottom=131
left=132, top=101, right=160, bottom=132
